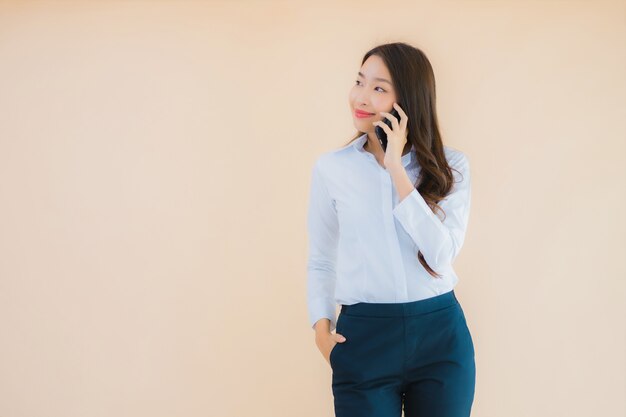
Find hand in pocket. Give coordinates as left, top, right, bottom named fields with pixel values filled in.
left=317, top=332, right=347, bottom=364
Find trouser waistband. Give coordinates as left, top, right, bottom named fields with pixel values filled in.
left=340, top=290, right=458, bottom=317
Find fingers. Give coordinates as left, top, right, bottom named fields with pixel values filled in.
left=393, top=102, right=408, bottom=128
left=380, top=103, right=409, bottom=133
left=335, top=333, right=346, bottom=342
left=373, top=120, right=392, bottom=135
left=379, top=111, right=399, bottom=131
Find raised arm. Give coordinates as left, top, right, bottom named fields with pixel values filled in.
left=392, top=152, right=472, bottom=269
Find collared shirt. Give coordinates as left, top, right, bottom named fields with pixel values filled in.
left=306, top=133, right=472, bottom=331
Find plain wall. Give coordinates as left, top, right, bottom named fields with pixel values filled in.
left=0, top=1, right=624, bottom=416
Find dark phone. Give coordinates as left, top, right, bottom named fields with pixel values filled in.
left=374, top=108, right=401, bottom=152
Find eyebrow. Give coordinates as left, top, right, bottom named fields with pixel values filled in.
left=357, top=71, right=392, bottom=85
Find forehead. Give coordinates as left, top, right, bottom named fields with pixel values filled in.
left=359, top=55, right=391, bottom=81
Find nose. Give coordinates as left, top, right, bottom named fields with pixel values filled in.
left=356, top=90, right=373, bottom=109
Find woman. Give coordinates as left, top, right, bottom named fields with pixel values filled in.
left=306, top=42, right=476, bottom=417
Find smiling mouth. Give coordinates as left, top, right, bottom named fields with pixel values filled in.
left=355, top=110, right=376, bottom=118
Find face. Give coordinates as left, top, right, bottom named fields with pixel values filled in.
left=349, top=54, right=397, bottom=135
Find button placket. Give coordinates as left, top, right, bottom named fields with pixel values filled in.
left=381, top=170, right=409, bottom=302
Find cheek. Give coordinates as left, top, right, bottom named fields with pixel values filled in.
left=371, top=97, right=393, bottom=110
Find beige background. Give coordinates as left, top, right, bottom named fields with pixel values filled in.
left=0, top=1, right=624, bottom=416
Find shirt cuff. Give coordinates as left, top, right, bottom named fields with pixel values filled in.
left=309, top=300, right=337, bottom=332
left=393, top=188, right=444, bottom=229
left=392, top=188, right=448, bottom=267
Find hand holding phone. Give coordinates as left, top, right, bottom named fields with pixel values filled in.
left=374, top=108, right=401, bottom=152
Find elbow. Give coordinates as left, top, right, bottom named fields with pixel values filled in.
left=425, top=237, right=463, bottom=270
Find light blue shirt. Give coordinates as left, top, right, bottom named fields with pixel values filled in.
left=306, top=133, right=472, bottom=332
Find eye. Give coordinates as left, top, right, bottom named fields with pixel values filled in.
left=354, top=80, right=386, bottom=92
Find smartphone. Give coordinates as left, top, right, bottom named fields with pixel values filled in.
left=374, top=108, right=401, bottom=152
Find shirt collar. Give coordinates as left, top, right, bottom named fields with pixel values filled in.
left=352, top=133, right=416, bottom=168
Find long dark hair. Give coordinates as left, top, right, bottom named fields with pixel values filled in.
left=344, top=42, right=463, bottom=278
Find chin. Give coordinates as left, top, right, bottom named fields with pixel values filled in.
left=354, top=119, right=373, bottom=129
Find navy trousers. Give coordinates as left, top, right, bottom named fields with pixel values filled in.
left=329, top=289, right=476, bottom=417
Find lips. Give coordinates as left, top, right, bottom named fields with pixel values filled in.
left=355, top=109, right=375, bottom=116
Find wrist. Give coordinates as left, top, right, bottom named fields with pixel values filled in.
left=386, top=161, right=404, bottom=175
left=313, top=318, right=331, bottom=335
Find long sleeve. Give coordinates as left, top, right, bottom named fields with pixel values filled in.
left=392, top=152, right=471, bottom=270
left=306, top=158, right=339, bottom=332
